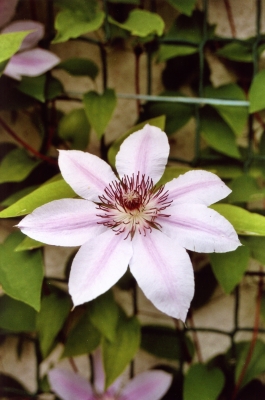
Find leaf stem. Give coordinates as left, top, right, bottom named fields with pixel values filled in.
left=223, top=0, right=237, bottom=38
left=188, top=311, right=203, bottom=363
left=69, top=357, right=79, bottom=373
left=0, top=116, right=57, bottom=165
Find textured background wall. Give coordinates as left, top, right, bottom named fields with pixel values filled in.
left=0, top=0, right=265, bottom=393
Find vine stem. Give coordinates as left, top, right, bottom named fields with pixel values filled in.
left=187, top=311, right=203, bottom=363
left=130, top=282, right=138, bottom=379
left=134, top=47, right=142, bottom=117
left=231, top=269, right=263, bottom=400
left=223, top=0, right=237, bottom=37
left=0, top=116, right=57, bottom=165
left=29, top=0, right=37, bottom=20
left=69, top=357, right=79, bottom=373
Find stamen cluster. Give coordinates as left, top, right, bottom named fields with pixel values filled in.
left=97, top=173, right=171, bottom=239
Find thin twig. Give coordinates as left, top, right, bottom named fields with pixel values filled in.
left=188, top=312, right=203, bottom=363
left=69, top=357, right=79, bottom=373
left=223, top=0, right=237, bottom=37
left=134, top=46, right=142, bottom=116
left=0, top=116, right=57, bottom=165
left=231, top=269, right=263, bottom=400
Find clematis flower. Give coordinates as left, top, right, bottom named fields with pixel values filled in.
left=0, top=0, right=60, bottom=80
left=17, top=124, right=241, bottom=321
left=48, top=349, right=172, bottom=400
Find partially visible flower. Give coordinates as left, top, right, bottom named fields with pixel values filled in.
left=0, top=0, right=60, bottom=80
left=18, top=124, right=241, bottom=321
left=48, top=349, right=172, bottom=400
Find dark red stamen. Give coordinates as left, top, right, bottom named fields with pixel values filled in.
left=96, top=172, right=172, bottom=238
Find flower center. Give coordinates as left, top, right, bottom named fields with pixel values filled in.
left=97, top=173, right=171, bottom=239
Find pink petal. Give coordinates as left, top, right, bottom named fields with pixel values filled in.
left=17, top=199, right=105, bottom=246
left=48, top=368, right=94, bottom=400
left=164, top=170, right=231, bottom=206
left=119, top=370, right=172, bottom=400
left=130, top=230, right=194, bottom=321
left=69, top=229, right=133, bottom=307
left=93, top=348, right=105, bottom=394
left=2, top=21, right=44, bottom=50
left=4, top=48, right=60, bottom=80
left=0, top=0, right=19, bottom=28
left=158, top=203, right=241, bottom=253
left=115, top=124, right=169, bottom=185
left=59, top=150, right=117, bottom=201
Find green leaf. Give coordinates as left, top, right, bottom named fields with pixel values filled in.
left=15, top=236, right=43, bottom=252
left=18, top=75, right=46, bottom=102
left=53, top=9, right=104, bottom=43
left=103, top=312, right=140, bottom=388
left=57, top=58, right=99, bottom=79
left=184, top=364, right=225, bottom=400
left=0, top=231, right=43, bottom=311
left=163, top=11, right=215, bottom=44
left=0, top=186, right=38, bottom=207
left=210, top=246, right=249, bottom=294
left=249, top=69, right=265, bottom=113
left=109, top=9, right=164, bottom=37
left=0, top=295, right=36, bottom=332
left=46, top=76, right=64, bottom=100
left=216, top=42, right=253, bottom=62
left=36, top=291, right=72, bottom=357
left=141, top=325, right=193, bottom=361
left=0, top=179, right=76, bottom=218
left=0, top=31, right=32, bottom=63
left=240, top=236, right=265, bottom=264
left=227, top=175, right=261, bottom=203
left=158, top=166, right=191, bottom=186
left=58, top=108, right=90, bottom=150
left=166, top=0, right=197, bottom=16
left=89, top=290, right=119, bottom=342
left=204, top=85, right=248, bottom=135
left=83, top=89, right=117, bottom=139
left=107, top=116, right=166, bottom=167
left=63, top=309, right=101, bottom=357
left=144, top=91, right=194, bottom=135
left=200, top=107, right=241, bottom=159
left=158, top=44, right=197, bottom=62
left=235, top=340, right=265, bottom=389
left=0, top=60, right=8, bottom=76
left=203, top=165, right=244, bottom=179
left=191, top=264, right=218, bottom=310
left=211, top=204, right=265, bottom=236
left=0, top=148, right=40, bottom=184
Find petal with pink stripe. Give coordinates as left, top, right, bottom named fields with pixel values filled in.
left=2, top=20, right=44, bottom=50
left=17, top=199, right=104, bottom=246
left=158, top=203, right=241, bottom=253
left=4, top=48, right=60, bottom=80
left=119, top=370, right=172, bottom=400
left=164, top=170, right=231, bottom=206
left=0, top=0, right=19, bottom=29
left=69, top=229, right=133, bottom=307
left=116, top=124, right=169, bottom=185
left=59, top=150, right=117, bottom=201
left=48, top=368, right=94, bottom=400
left=130, top=230, right=194, bottom=321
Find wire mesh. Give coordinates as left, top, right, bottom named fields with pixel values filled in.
left=58, top=0, right=265, bottom=378
left=98, top=0, right=265, bottom=373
